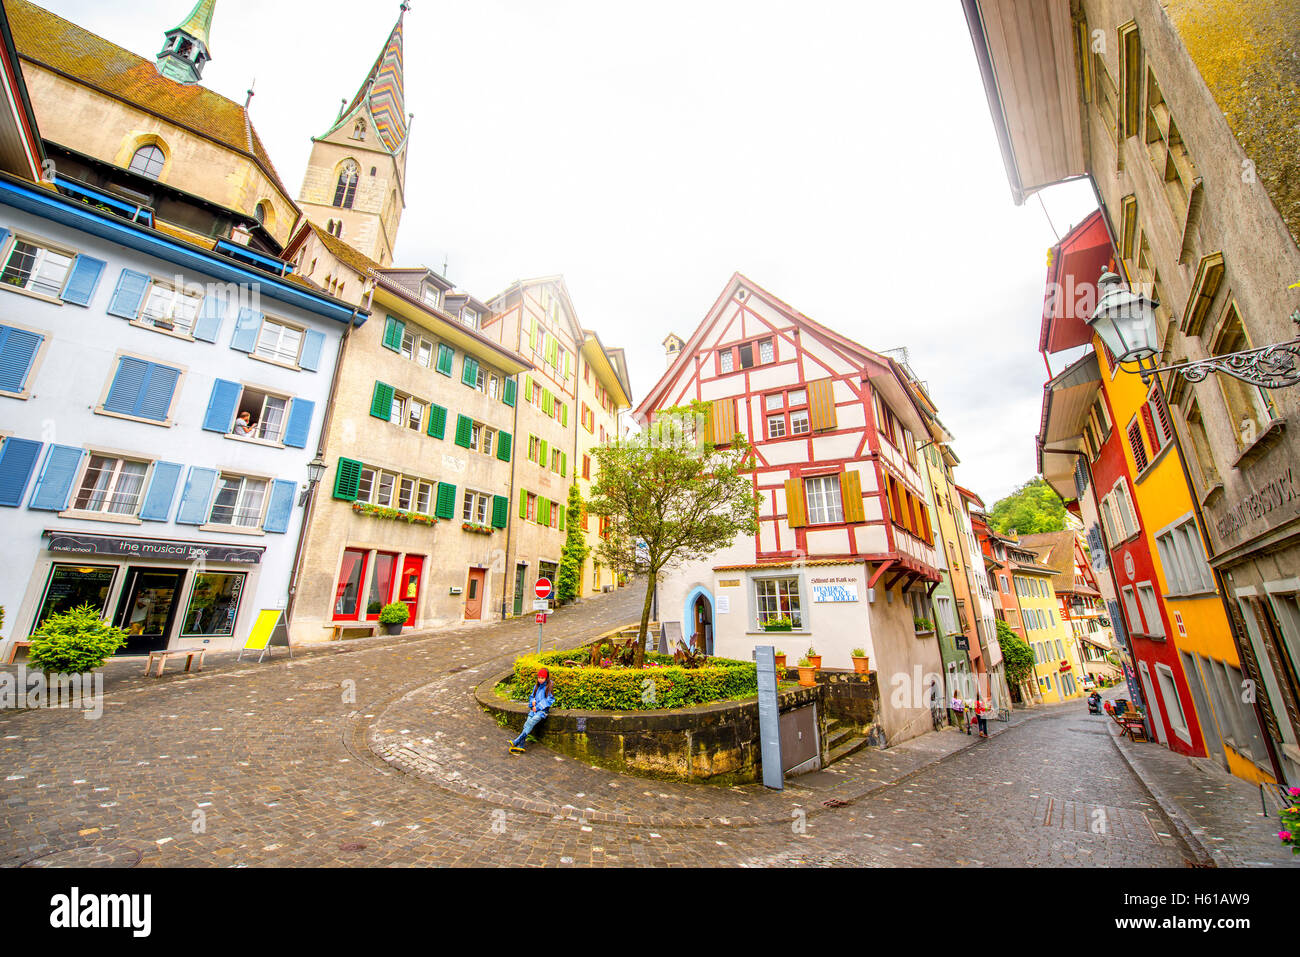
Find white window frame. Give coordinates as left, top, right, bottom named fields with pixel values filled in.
left=207, top=474, right=268, bottom=528
left=1, top=236, right=74, bottom=299
left=1155, top=662, right=1192, bottom=744
left=253, top=317, right=305, bottom=366
left=139, top=281, right=204, bottom=337
left=72, top=455, right=151, bottom=516
left=804, top=475, right=843, bottom=525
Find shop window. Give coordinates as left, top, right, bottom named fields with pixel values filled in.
left=234, top=387, right=289, bottom=443
left=181, top=572, right=245, bottom=636
left=208, top=475, right=267, bottom=528
left=334, top=549, right=368, bottom=619
left=1, top=238, right=73, bottom=297
left=139, top=281, right=203, bottom=336
left=34, top=564, right=116, bottom=628
left=72, top=455, right=149, bottom=515
left=1213, top=306, right=1277, bottom=451
left=365, top=552, right=398, bottom=617
left=755, top=577, right=802, bottom=629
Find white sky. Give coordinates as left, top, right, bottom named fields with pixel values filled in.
left=43, top=0, right=1100, bottom=503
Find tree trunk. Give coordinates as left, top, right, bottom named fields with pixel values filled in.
left=635, top=573, right=656, bottom=668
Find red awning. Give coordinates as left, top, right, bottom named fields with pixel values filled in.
left=1039, top=209, right=1116, bottom=355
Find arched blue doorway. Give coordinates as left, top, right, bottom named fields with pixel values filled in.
left=683, top=587, right=714, bottom=655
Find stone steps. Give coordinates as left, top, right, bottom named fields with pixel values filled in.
left=823, top=718, right=870, bottom=766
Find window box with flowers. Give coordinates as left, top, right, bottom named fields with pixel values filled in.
left=762, top=615, right=793, bottom=632
left=462, top=522, right=494, bottom=535
left=351, top=500, right=437, bottom=527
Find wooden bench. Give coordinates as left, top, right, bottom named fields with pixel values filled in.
left=325, top=623, right=380, bottom=641
left=4, top=640, right=32, bottom=665
left=144, top=648, right=205, bottom=677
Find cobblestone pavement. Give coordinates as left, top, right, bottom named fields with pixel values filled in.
left=0, top=580, right=1221, bottom=867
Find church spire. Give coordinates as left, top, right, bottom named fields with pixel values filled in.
left=156, top=0, right=217, bottom=84
left=334, top=2, right=410, bottom=154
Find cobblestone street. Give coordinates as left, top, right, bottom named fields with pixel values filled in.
left=0, top=581, right=1213, bottom=867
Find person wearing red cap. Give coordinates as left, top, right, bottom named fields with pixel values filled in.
left=510, top=667, right=555, bottom=753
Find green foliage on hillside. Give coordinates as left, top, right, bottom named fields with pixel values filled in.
left=988, top=477, right=1066, bottom=536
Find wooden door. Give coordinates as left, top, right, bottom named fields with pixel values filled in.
left=465, top=567, right=486, bottom=620
left=399, top=555, right=424, bottom=626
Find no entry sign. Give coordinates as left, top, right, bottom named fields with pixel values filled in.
left=535, top=577, right=553, bottom=600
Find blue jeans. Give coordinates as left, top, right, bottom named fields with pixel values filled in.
left=512, top=710, right=547, bottom=747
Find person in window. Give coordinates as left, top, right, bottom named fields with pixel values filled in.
left=509, top=668, right=554, bottom=754
left=233, top=411, right=257, bottom=436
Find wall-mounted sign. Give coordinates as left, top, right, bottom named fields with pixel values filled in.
left=812, top=583, right=858, bottom=603
left=1214, top=467, right=1297, bottom=542
left=1123, top=552, right=1135, bottom=581
left=716, top=596, right=730, bottom=614
left=717, top=579, right=741, bottom=588
left=43, top=530, right=264, bottom=565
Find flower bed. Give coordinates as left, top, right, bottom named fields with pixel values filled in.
left=1279, top=787, right=1300, bottom=855
left=351, top=500, right=437, bottom=526
left=505, top=648, right=756, bottom=711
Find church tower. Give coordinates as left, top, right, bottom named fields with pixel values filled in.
left=156, top=0, right=216, bottom=84
left=297, top=2, right=411, bottom=266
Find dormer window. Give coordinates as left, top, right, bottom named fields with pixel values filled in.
left=422, top=284, right=441, bottom=309
left=128, top=145, right=165, bottom=180
left=353, top=119, right=368, bottom=141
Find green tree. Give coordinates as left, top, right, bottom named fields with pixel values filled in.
left=28, top=605, right=127, bottom=674
left=587, top=401, right=761, bottom=666
left=989, top=477, right=1066, bottom=536
left=996, top=619, right=1035, bottom=687
left=557, top=484, right=589, bottom=603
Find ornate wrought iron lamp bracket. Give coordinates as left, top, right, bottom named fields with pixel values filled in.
left=1134, top=309, right=1300, bottom=389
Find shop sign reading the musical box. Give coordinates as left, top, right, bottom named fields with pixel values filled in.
left=43, top=530, right=265, bottom=565
left=810, top=576, right=858, bottom=603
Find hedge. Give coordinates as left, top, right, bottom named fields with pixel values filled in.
left=505, top=649, right=757, bottom=711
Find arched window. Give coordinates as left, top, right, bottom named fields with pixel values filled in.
left=129, top=144, right=165, bottom=179
left=353, top=119, right=367, bottom=141
left=333, top=161, right=359, bottom=209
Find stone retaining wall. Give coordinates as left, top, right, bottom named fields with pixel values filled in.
left=476, top=671, right=825, bottom=785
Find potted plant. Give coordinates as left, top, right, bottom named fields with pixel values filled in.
left=805, top=646, right=821, bottom=669
left=913, top=616, right=934, bottom=634
left=27, top=604, right=126, bottom=674
left=851, top=647, right=870, bottom=674
left=774, top=649, right=787, bottom=669
left=377, top=602, right=410, bottom=636
left=762, top=615, right=793, bottom=632
left=1278, top=788, right=1300, bottom=855
left=796, top=656, right=817, bottom=687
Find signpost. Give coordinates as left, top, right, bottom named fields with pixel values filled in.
left=534, top=577, right=552, bottom=653
left=755, top=645, right=783, bottom=790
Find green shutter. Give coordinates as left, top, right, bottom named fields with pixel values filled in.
left=558, top=500, right=566, bottom=531
left=333, top=457, right=363, bottom=501
left=382, top=315, right=404, bottom=352
left=564, top=350, right=571, bottom=380
left=435, top=482, right=456, bottom=520
left=436, top=343, right=454, bottom=376
left=370, top=381, right=394, bottom=419
left=548, top=337, right=558, bottom=367
left=519, top=488, right=528, bottom=520
left=503, top=378, right=517, bottom=407
left=561, top=452, right=567, bottom=478
left=426, top=404, right=447, bottom=439
left=524, top=376, right=534, bottom=403
left=454, top=415, right=473, bottom=448
left=539, top=498, right=550, bottom=526
left=529, top=318, right=538, bottom=351
left=561, top=403, right=568, bottom=428
left=496, top=431, right=512, bottom=462
left=462, top=356, right=479, bottom=387
left=543, top=390, right=553, bottom=416
left=492, top=495, right=508, bottom=528
left=540, top=439, right=549, bottom=466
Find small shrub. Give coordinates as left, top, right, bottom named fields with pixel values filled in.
left=378, top=602, right=410, bottom=626
left=806, top=646, right=818, bottom=658
left=851, top=647, right=866, bottom=658
left=28, top=605, right=126, bottom=674
left=507, top=649, right=756, bottom=711
left=797, top=656, right=811, bottom=667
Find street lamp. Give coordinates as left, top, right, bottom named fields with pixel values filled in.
left=300, top=454, right=327, bottom=506
left=1087, top=267, right=1300, bottom=388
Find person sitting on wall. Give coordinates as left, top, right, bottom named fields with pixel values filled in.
left=509, top=668, right=554, bottom=754
left=232, top=411, right=257, bottom=436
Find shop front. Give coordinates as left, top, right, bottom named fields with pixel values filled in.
left=26, top=530, right=264, bottom=656
left=331, top=546, right=428, bottom=630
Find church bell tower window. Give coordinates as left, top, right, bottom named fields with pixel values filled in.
left=333, top=162, right=359, bottom=209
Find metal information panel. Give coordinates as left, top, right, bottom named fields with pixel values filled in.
left=755, top=645, right=783, bottom=790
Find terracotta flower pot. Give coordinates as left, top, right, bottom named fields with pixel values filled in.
left=806, top=655, right=822, bottom=670
left=798, top=666, right=817, bottom=687
left=852, top=656, right=870, bottom=674
left=774, top=654, right=787, bottom=669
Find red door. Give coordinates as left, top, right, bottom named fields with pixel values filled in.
left=399, top=555, right=424, bottom=626
left=465, top=568, right=486, bottom=621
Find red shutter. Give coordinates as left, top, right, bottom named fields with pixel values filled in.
left=1127, top=419, right=1149, bottom=471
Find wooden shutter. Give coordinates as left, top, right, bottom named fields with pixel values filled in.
left=370, top=381, right=394, bottom=420
left=299, top=330, right=326, bottom=372
left=0, top=326, right=43, bottom=393
left=59, top=255, right=106, bottom=308
left=106, top=269, right=150, bottom=319
left=333, top=457, right=363, bottom=501
left=426, top=404, right=447, bottom=439
left=461, top=356, right=479, bottom=387
left=0, top=437, right=42, bottom=507
left=202, top=379, right=242, bottom=433
left=28, top=445, right=84, bottom=511
left=785, top=478, right=807, bottom=528
left=139, top=462, right=183, bottom=522
left=492, top=494, right=508, bottom=528
left=454, top=415, right=473, bottom=448
left=710, top=398, right=736, bottom=445
left=262, top=480, right=297, bottom=534
left=435, top=482, right=457, bottom=519
left=496, top=431, right=512, bottom=462
left=503, top=378, right=517, bottom=407
left=808, top=378, right=837, bottom=431
left=283, top=399, right=315, bottom=449
left=382, top=315, right=404, bottom=351
left=1127, top=419, right=1148, bottom=471
left=840, top=470, right=865, bottom=523
left=436, top=343, right=454, bottom=376
left=519, top=488, right=528, bottom=520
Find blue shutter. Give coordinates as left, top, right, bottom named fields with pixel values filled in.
left=0, top=228, right=10, bottom=253
left=0, top=326, right=43, bottom=393
left=106, top=269, right=151, bottom=319
left=193, top=294, right=227, bottom=343
left=283, top=399, right=315, bottom=449
left=230, top=308, right=263, bottom=352
left=202, top=379, right=242, bottom=433
left=175, top=467, right=218, bottom=525
left=28, top=445, right=84, bottom=511
left=299, top=330, right=326, bottom=372
left=0, top=437, right=42, bottom=507
left=139, top=462, right=183, bottom=522
left=262, top=479, right=297, bottom=534
left=59, top=255, right=106, bottom=307
left=136, top=363, right=180, bottom=421
left=103, top=357, right=149, bottom=415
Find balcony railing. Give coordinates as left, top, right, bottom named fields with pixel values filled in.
left=53, top=175, right=154, bottom=227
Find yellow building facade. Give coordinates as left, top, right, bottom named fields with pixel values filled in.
left=1014, top=563, right=1086, bottom=703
